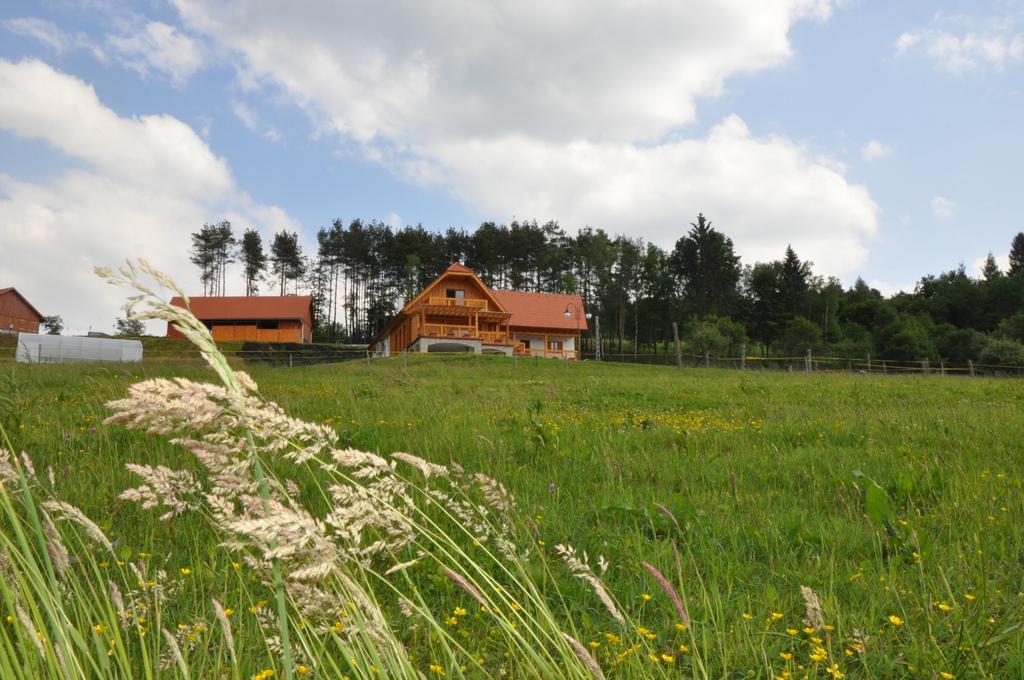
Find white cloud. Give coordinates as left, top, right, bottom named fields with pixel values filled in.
left=896, top=28, right=1024, bottom=73
left=930, top=195, right=956, bottom=220
left=386, top=212, right=403, bottom=230
left=169, top=0, right=879, bottom=274
left=406, top=117, right=877, bottom=274
left=231, top=100, right=282, bottom=142
left=107, top=21, right=206, bottom=86
left=0, top=58, right=296, bottom=334
left=5, top=17, right=68, bottom=51
left=4, top=16, right=106, bottom=60
left=860, top=139, right=892, bottom=161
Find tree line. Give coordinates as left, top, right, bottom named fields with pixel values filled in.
left=188, top=219, right=1024, bottom=365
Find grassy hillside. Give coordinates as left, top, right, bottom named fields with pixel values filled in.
left=1, top=356, right=1021, bottom=677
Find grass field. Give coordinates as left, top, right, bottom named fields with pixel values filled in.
left=1, top=353, right=1022, bottom=678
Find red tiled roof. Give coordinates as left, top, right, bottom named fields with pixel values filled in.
left=490, top=289, right=587, bottom=331
left=170, top=296, right=313, bottom=325
left=0, top=287, right=45, bottom=321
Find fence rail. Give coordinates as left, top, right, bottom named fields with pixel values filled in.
left=4, top=340, right=1024, bottom=376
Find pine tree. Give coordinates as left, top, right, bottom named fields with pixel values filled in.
left=1009, top=233, right=1024, bottom=276
left=190, top=222, right=235, bottom=295
left=670, top=213, right=741, bottom=317
left=981, top=253, right=1002, bottom=281
left=778, top=245, right=810, bottom=317
left=270, top=230, right=305, bottom=295
left=240, top=229, right=267, bottom=295
left=189, top=225, right=218, bottom=296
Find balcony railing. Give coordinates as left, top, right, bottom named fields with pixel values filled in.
left=427, top=296, right=488, bottom=310
left=423, top=323, right=476, bottom=338
left=517, top=347, right=579, bottom=360
left=480, top=330, right=510, bottom=344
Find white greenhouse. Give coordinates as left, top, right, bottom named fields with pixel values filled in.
left=15, top=333, right=143, bottom=364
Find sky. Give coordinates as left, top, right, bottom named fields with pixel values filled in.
left=1, top=0, right=1023, bottom=334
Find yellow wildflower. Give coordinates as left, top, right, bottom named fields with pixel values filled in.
left=888, top=615, right=903, bottom=626
left=641, top=593, right=652, bottom=602
left=742, top=612, right=753, bottom=620
left=771, top=612, right=784, bottom=620
left=180, top=568, right=191, bottom=576
left=937, top=602, right=952, bottom=612
left=661, top=654, right=674, bottom=664
left=780, top=652, right=793, bottom=661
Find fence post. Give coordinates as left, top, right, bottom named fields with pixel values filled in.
left=704, top=350, right=710, bottom=369
left=922, top=358, right=929, bottom=376
left=805, top=348, right=811, bottom=373
left=882, top=360, right=887, bottom=374
left=940, top=361, right=945, bottom=377
left=867, top=353, right=871, bottom=373
left=672, top=322, right=682, bottom=370
left=289, top=353, right=293, bottom=369
left=740, top=343, right=746, bottom=371
left=365, top=350, right=371, bottom=369
left=968, top=359, right=974, bottom=376
left=594, top=316, right=602, bottom=361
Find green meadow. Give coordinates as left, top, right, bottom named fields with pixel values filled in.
left=1, top=354, right=1022, bottom=678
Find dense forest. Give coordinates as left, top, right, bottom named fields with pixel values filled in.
left=188, top=218, right=1024, bottom=365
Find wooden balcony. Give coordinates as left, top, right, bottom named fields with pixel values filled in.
left=480, top=330, right=510, bottom=344
left=421, top=323, right=510, bottom=345
left=427, top=296, right=489, bottom=310
left=424, top=323, right=475, bottom=338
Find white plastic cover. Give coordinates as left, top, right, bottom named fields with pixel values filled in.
left=15, top=333, right=144, bottom=364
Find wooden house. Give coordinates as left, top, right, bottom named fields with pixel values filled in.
left=371, top=263, right=587, bottom=359
left=0, top=287, right=45, bottom=335
left=167, top=295, right=313, bottom=343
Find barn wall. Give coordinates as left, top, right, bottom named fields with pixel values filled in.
left=0, top=291, right=42, bottom=334
left=170, top=319, right=307, bottom=343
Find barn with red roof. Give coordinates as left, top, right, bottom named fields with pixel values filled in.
left=167, top=295, right=314, bottom=344
left=371, top=263, right=587, bottom=359
left=0, top=287, right=45, bottom=335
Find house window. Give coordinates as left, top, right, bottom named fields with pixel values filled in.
left=446, top=289, right=465, bottom=305
left=257, top=321, right=280, bottom=329
left=521, top=339, right=530, bottom=349
left=549, top=340, right=563, bottom=351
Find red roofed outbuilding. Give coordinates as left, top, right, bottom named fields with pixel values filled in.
left=167, top=296, right=313, bottom=344
left=0, top=287, right=45, bottom=335
left=371, top=263, right=586, bottom=359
